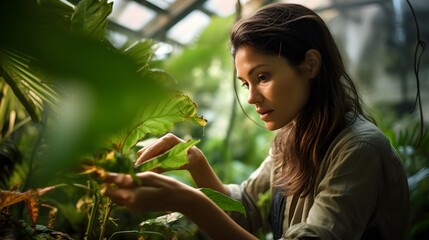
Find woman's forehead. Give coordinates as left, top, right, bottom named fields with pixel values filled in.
left=235, top=46, right=289, bottom=77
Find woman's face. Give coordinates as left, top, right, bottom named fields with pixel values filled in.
left=235, top=45, right=312, bottom=130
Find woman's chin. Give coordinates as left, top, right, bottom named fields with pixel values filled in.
left=265, top=120, right=293, bottom=131
left=265, top=123, right=281, bottom=131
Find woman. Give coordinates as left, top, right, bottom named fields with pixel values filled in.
left=104, top=3, right=410, bottom=239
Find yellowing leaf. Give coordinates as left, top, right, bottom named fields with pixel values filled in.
left=80, top=164, right=108, bottom=180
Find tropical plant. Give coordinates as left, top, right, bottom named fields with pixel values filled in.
left=374, top=109, right=429, bottom=240
left=0, top=0, right=244, bottom=239
left=390, top=121, right=429, bottom=240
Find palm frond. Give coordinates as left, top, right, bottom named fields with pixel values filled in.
left=0, top=47, right=61, bottom=122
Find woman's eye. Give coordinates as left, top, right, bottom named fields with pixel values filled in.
left=257, top=73, right=270, bottom=81
left=241, top=82, right=249, bottom=89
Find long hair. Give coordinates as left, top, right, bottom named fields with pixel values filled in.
left=230, top=3, right=373, bottom=196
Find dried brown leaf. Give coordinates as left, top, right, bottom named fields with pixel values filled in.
left=0, top=186, right=56, bottom=209
left=26, top=197, right=39, bottom=227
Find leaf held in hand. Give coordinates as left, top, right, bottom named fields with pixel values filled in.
left=135, top=139, right=200, bottom=172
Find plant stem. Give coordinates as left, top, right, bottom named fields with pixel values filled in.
left=99, top=199, right=114, bottom=240
left=85, top=185, right=101, bottom=240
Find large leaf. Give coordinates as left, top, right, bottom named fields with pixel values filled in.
left=0, top=0, right=71, bottom=123
left=135, top=139, right=199, bottom=172
left=200, top=188, right=245, bottom=215
left=0, top=0, right=167, bottom=187
left=70, top=0, right=112, bottom=41
left=121, top=92, right=207, bottom=153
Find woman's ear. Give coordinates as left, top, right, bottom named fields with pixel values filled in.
left=304, top=49, right=321, bottom=79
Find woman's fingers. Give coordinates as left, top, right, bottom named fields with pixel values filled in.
left=103, top=188, right=134, bottom=206
left=135, top=133, right=184, bottom=166
left=103, top=172, right=188, bottom=212
left=135, top=171, right=176, bottom=188
left=104, top=173, right=138, bottom=188
left=104, top=172, right=173, bottom=189
left=104, top=187, right=149, bottom=211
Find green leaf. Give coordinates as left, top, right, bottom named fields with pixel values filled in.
left=139, top=212, right=183, bottom=239
left=39, top=0, right=75, bottom=21
left=200, top=188, right=246, bottom=216
left=121, top=92, right=207, bottom=153
left=0, top=48, right=60, bottom=122
left=123, top=41, right=155, bottom=73
left=135, top=139, right=200, bottom=172
left=70, top=0, right=112, bottom=40
left=122, top=41, right=176, bottom=87
left=140, top=212, right=183, bottom=226
left=145, top=68, right=176, bottom=87
left=0, top=65, right=40, bottom=122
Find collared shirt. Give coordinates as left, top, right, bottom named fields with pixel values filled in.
left=226, top=116, right=410, bottom=239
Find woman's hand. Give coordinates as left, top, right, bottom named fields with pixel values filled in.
left=135, top=133, right=205, bottom=172
left=103, top=171, right=195, bottom=213
left=134, top=133, right=228, bottom=196
left=103, top=172, right=256, bottom=240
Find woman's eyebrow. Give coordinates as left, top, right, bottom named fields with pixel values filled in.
left=237, top=64, right=270, bottom=80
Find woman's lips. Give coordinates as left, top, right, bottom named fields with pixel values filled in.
left=259, top=110, right=273, bottom=121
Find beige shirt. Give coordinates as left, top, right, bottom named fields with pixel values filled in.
left=227, top=116, right=410, bottom=239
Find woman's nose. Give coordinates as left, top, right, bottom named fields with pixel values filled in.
left=247, top=86, right=262, bottom=104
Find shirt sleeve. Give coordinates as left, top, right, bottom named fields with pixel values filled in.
left=225, top=154, right=274, bottom=235
left=284, top=140, right=383, bottom=240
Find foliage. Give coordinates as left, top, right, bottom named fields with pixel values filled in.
left=0, top=0, right=244, bottom=239
left=394, top=123, right=429, bottom=240
left=2, top=0, right=426, bottom=239
left=374, top=110, right=429, bottom=240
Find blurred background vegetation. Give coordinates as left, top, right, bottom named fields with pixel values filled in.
left=0, top=0, right=428, bottom=239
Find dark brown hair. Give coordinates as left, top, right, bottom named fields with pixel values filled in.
left=230, top=3, right=373, bottom=196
